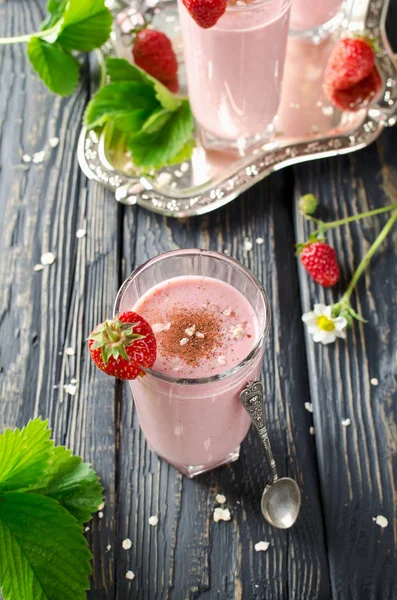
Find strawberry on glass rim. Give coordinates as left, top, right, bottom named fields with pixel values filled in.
left=182, top=0, right=228, bottom=29
left=88, top=311, right=157, bottom=380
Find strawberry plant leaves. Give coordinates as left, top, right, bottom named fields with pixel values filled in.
left=58, top=0, right=113, bottom=52
left=140, top=108, right=171, bottom=135
left=0, top=492, right=91, bottom=600
left=34, top=446, right=103, bottom=524
left=41, top=0, right=68, bottom=31
left=27, top=37, right=80, bottom=96
left=0, top=419, right=53, bottom=493
left=84, top=82, right=159, bottom=130
left=128, top=99, right=194, bottom=169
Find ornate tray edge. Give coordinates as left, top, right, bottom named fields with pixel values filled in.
left=78, top=0, right=397, bottom=218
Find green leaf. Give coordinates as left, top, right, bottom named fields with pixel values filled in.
left=58, top=0, right=113, bottom=52
left=152, top=78, right=181, bottom=111
left=27, top=37, right=80, bottom=96
left=0, top=492, right=91, bottom=600
left=105, top=58, right=147, bottom=84
left=33, top=446, right=103, bottom=524
left=84, top=81, right=159, bottom=130
left=128, top=99, right=194, bottom=169
left=141, top=108, right=171, bottom=134
left=168, top=137, right=195, bottom=166
left=0, top=419, right=53, bottom=493
left=41, top=0, right=67, bottom=31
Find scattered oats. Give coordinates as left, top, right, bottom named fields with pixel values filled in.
left=311, top=124, right=320, bottom=134
left=373, top=515, right=388, bottom=528
left=255, top=237, right=264, bottom=245
left=40, top=252, right=56, bottom=265
left=222, top=508, right=231, bottom=521
left=223, top=307, right=232, bottom=316
left=229, top=324, right=245, bottom=341
left=223, top=248, right=229, bottom=254
left=85, top=526, right=90, bottom=532
left=196, top=331, right=205, bottom=339
left=125, top=571, right=135, bottom=581
left=122, top=538, right=133, bottom=550
left=156, top=172, right=172, bottom=186
left=255, top=541, right=270, bottom=552
left=33, top=150, right=45, bottom=163
left=174, top=170, right=182, bottom=178
left=148, top=515, right=158, bottom=526
left=321, top=106, right=334, bottom=117
left=185, top=325, right=196, bottom=337
left=65, top=347, right=75, bottom=356
left=71, top=378, right=77, bottom=384
left=106, top=544, right=112, bottom=551
left=180, top=337, right=189, bottom=346
left=304, top=402, right=313, bottom=413
left=371, top=377, right=379, bottom=386
left=341, top=418, right=351, bottom=427
left=310, top=426, right=315, bottom=435
left=213, top=507, right=224, bottom=522
left=97, top=502, right=105, bottom=511
left=76, top=228, right=87, bottom=239
left=63, top=383, right=77, bottom=396
left=22, top=153, right=32, bottom=163
left=33, top=263, right=44, bottom=272
left=98, top=511, right=104, bottom=519
left=215, top=494, right=226, bottom=504
left=152, top=322, right=171, bottom=333
left=49, top=137, right=59, bottom=148
left=217, top=355, right=227, bottom=365
left=243, top=238, right=253, bottom=252
left=180, top=162, right=189, bottom=172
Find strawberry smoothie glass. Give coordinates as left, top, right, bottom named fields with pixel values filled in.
left=289, top=0, right=346, bottom=42
left=177, top=0, right=292, bottom=151
left=114, top=249, right=270, bottom=478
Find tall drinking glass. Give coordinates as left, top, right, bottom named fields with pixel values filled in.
left=114, top=249, right=270, bottom=478
left=178, top=0, right=292, bottom=151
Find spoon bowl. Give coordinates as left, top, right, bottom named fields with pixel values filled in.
left=261, top=477, right=301, bottom=529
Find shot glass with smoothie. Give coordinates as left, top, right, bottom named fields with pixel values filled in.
left=178, top=0, right=292, bottom=151
left=113, top=249, right=270, bottom=477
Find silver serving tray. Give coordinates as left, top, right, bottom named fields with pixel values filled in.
left=78, top=0, right=397, bottom=217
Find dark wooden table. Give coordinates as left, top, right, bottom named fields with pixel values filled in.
left=1, top=1, right=397, bottom=598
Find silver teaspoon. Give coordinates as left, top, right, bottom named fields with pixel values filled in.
left=240, top=381, right=301, bottom=529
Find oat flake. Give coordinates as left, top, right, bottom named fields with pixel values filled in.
left=244, top=239, right=253, bottom=252
left=33, top=264, right=44, bottom=272
left=125, top=571, right=135, bottom=581
left=149, top=515, right=158, bottom=526
left=373, top=515, right=388, bottom=528
left=76, top=229, right=87, bottom=239
left=215, top=494, right=226, bottom=504
left=22, top=154, right=32, bottom=163
left=49, top=137, right=59, bottom=148
left=255, top=541, right=270, bottom=552
left=341, top=418, right=351, bottom=427
left=122, top=538, right=132, bottom=550
left=64, top=383, right=77, bottom=396
left=371, top=378, right=379, bottom=386
left=310, top=427, right=315, bottom=435
left=41, top=252, right=56, bottom=265
left=304, top=402, right=313, bottom=413
left=65, top=347, right=75, bottom=356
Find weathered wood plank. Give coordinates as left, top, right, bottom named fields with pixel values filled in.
left=117, top=171, right=330, bottom=599
left=293, top=127, right=397, bottom=600
left=0, top=1, right=119, bottom=598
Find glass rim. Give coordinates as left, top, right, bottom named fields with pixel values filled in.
left=225, top=0, right=291, bottom=14
left=113, top=249, right=271, bottom=386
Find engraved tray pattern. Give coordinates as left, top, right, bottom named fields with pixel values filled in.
left=78, top=0, right=397, bottom=217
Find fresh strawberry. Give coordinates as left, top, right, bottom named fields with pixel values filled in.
left=182, top=0, right=227, bottom=29
left=133, top=29, right=179, bottom=92
left=88, top=311, right=157, bottom=380
left=300, top=242, right=340, bottom=287
left=326, top=66, right=382, bottom=111
left=324, top=37, right=375, bottom=91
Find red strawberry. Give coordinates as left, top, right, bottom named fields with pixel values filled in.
left=300, top=242, right=340, bottom=287
left=88, top=311, right=157, bottom=380
left=324, top=37, right=375, bottom=91
left=182, top=0, right=227, bottom=29
left=133, top=29, right=179, bottom=92
left=326, top=66, right=382, bottom=111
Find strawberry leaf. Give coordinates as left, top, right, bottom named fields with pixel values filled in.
left=33, top=446, right=103, bottom=524
left=41, top=0, right=68, bottom=31
left=0, top=492, right=91, bottom=600
left=0, top=419, right=53, bottom=493
left=58, top=0, right=113, bottom=52
left=27, top=37, right=80, bottom=96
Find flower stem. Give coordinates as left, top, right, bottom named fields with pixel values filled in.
left=341, top=208, right=397, bottom=304
left=0, top=25, right=59, bottom=45
left=311, top=204, right=397, bottom=237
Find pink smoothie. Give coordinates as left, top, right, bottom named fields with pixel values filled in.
left=290, top=0, right=343, bottom=31
left=129, top=276, right=265, bottom=470
left=178, top=0, right=291, bottom=141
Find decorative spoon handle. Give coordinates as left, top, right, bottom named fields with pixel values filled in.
left=240, top=381, right=278, bottom=483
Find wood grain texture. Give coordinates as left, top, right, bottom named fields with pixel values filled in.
left=0, top=1, right=119, bottom=598
left=118, top=173, right=330, bottom=599
left=293, top=129, right=397, bottom=600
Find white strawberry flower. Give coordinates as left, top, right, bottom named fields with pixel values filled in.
left=302, top=304, right=347, bottom=345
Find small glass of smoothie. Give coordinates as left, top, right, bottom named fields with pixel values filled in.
left=289, top=0, right=346, bottom=42
left=114, top=249, right=270, bottom=478
left=178, top=0, right=292, bottom=151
